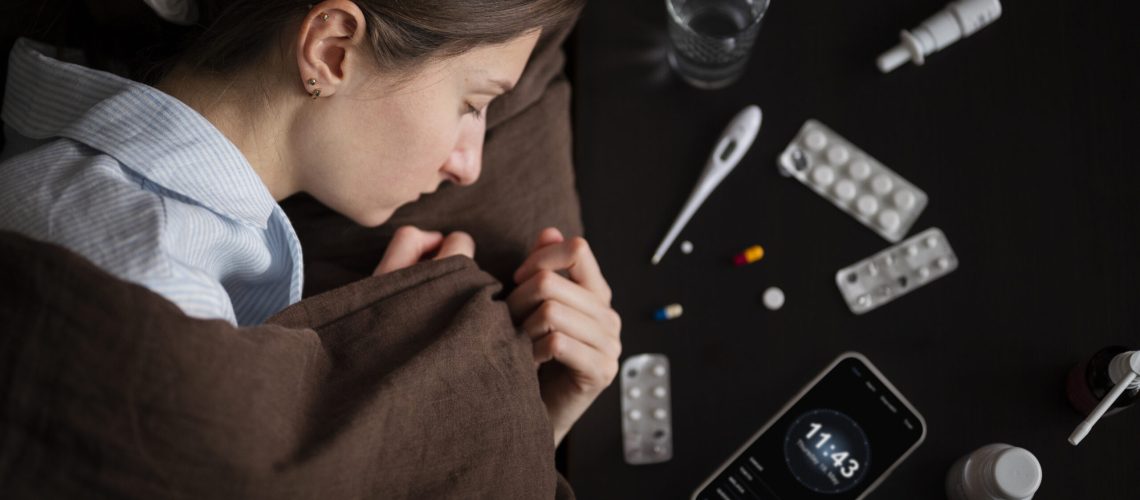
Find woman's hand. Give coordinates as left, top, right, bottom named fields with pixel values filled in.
left=374, top=225, right=475, bottom=275
left=507, top=228, right=622, bottom=446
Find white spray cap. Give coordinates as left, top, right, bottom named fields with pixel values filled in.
left=877, top=0, right=1002, bottom=73
left=1109, top=350, right=1140, bottom=387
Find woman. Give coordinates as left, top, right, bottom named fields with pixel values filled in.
left=0, top=0, right=618, bottom=447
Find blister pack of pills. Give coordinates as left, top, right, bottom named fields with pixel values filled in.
left=621, top=353, right=673, bottom=465
left=835, top=227, right=958, bottom=314
left=779, top=120, right=927, bottom=242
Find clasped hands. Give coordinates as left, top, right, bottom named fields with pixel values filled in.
left=375, top=226, right=621, bottom=446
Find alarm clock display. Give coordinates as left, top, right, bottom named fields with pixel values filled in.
left=693, top=353, right=925, bottom=500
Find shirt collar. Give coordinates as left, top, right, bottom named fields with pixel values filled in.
left=2, top=38, right=276, bottom=229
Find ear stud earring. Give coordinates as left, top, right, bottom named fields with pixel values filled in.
left=320, top=12, right=329, bottom=21
left=307, top=78, right=318, bottom=86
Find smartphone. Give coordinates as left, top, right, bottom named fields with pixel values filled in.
left=692, top=352, right=926, bottom=500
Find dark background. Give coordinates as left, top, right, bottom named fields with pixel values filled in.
left=566, top=0, right=1140, bottom=498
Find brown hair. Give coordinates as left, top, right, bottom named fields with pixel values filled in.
left=179, top=0, right=584, bottom=77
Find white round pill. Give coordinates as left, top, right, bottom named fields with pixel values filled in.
left=871, top=175, right=894, bottom=195
left=878, top=210, right=900, bottom=231
left=848, top=160, right=872, bottom=180
left=893, top=189, right=916, bottom=210
left=826, top=145, right=850, bottom=165
left=763, top=287, right=785, bottom=311
left=918, top=267, right=931, bottom=280
left=937, top=257, right=951, bottom=269
left=629, top=387, right=642, bottom=399
left=654, top=408, right=668, bottom=420
left=629, top=409, right=642, bottom=421
left=857, top=295, right=871, bottom=307
left=834, top=179, right=857, bottom=201
left=811, top=166, right=835, bottom=186
left=925, top=236, right=939, bottom=248
left=680, top=241, right=694, bottom=254
left=907, top=245, right=919, bottom=256
left=652, top=364, right=666, bottom=377
left=804, top=130, right=827, bottom=151
left=856, top=195, right=879, bottom=216
left=653, top=386, right=667, bottom=398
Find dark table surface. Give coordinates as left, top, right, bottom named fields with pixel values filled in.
left=565, top=0, right=1140, bottom=498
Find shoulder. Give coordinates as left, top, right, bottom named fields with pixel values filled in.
left=0, top=139, right=169, bottom=275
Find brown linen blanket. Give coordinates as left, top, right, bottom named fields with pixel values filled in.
left=0, top=231, right=574, bottom=499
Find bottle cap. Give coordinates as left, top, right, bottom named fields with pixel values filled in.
left=989, top=447, right=1042, bottom=499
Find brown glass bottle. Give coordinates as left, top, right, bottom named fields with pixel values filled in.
left=1067, top=346, right=1140, bottom=416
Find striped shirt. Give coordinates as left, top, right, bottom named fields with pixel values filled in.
left=0, top=38, right=303, bottom=326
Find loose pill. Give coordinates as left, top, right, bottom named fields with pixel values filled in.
left=763, top=287, right=785, bottom=311
left=680, top=240, right=694, bottom=254
left=733, top=245, right=765, bottom=266
left=653, top=303, right=683, bottom=321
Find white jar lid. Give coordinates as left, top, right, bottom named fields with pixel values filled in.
left=991, top=447, right=1042, bottom=499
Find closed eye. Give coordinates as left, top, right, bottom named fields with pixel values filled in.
left=465, top=102, right=484, bottom=119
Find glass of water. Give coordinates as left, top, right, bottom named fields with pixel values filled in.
left=666, top=0, right=770, bottom=89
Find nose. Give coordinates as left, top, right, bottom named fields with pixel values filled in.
left=442, top=114, right=486, bottom=186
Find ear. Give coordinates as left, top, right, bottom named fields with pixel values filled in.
left=295, top=0, right=368, bottom=98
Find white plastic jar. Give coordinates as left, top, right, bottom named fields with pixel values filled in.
left=946, top=444, right=1042, bottom=500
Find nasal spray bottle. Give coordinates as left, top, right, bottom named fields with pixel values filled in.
left=1066, top=347, right=1140, bottom=445
left=877, top=0, right=1003, bottom=73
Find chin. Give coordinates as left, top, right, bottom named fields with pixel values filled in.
left=353, top=208, right=396, bottom=228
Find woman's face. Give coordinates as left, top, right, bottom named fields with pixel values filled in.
left=294, top=31, right=540, bottom=227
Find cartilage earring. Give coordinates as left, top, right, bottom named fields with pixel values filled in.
left=320, top=12, right=329, bottom=21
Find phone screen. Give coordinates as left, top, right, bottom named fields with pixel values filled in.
left=694, top=354, right=925, bottom=500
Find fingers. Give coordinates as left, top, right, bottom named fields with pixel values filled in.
left=373, top=226, right=443, bottom=276
left=532, top=331, right=620, bottom=391
left=530, top=227, right=564, bottom=253
left=521, top=299, right=622, bottom=359
left=435, top=231, right=475, bottom=261
left=514, top=235, right=612, bottom=304
left=507, top=269, right=613, bottom=326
